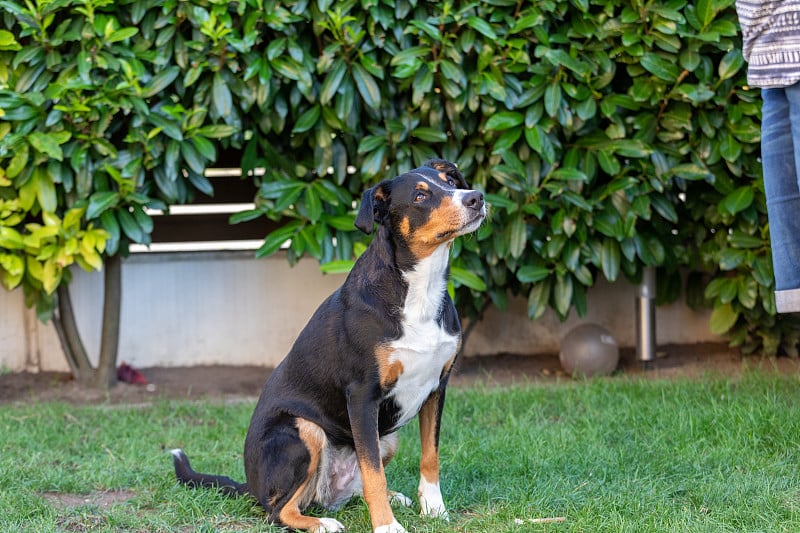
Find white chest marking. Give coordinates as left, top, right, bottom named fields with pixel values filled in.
left=386, top=245, right=459, bottom=430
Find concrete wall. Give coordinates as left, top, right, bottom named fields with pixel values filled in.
left=0, top=252, right=721, bottom=372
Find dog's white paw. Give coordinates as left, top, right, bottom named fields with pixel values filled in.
left=388, top=490, right=413, bottom=507
left=418, top=478, right=449, bottom=520
left=374, top=519, right=408, bottom=533
left=313, top=517, right=345, bottom=532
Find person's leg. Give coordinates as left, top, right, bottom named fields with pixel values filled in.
left=761, top=84, right=800, bottom=312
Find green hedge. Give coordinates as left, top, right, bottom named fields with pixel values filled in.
left=1, top=0, right=796, bottom=354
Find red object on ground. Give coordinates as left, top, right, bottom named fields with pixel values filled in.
left=117, top=362, right=148, bottom=385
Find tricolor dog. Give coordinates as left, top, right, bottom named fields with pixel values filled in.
left=171, top=159, right=486, bottom=533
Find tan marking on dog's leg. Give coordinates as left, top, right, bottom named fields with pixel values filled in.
left=357, top=455, right=397, bottom=530
left=418, top=393, right=441, bottom=484
left=277, top=419, right=343, bottom=532
left=375, top=344, right=404, bottom=389
left=418, top=394, right=448, bottom=519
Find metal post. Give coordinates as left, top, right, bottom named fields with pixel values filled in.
left=636, top=266, right=657, bottom=363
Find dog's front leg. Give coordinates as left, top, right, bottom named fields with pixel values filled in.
left=417, top=390, right=449, bottom=519
left=347, top=388, right=407, bottom=533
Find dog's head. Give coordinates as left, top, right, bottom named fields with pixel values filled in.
left=355, top=159, right=485, bottom=258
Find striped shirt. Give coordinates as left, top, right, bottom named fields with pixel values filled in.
left=736, top=0, right=800, bottom=88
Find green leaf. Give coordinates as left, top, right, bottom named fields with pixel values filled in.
left=0, top=254, right=24, bottom=290
left=361, top=146, right=385, bottom=178
left=484, top=111, right=524, bottom=131
left=142, top=66, right=180, bottom=98
left=149, top=113, right=183, bottom=141
left=696, top=0, right=714, bottom=28
left=320, top=59, right=347, bottom=105
left=117, top=207, right=146, bottom=243
left=100, top=210, right=120, bottom=255
left=597, top=150, right=621, bottom=175
left=544, top=82, right=561, bottom=116
left=553, top=274, right=573, bottom=317
left=0, top=227, right=24, bottom=249
left=670, top=163, right=713, bottom=181
left=640, top=53, right=681, bottom=81
left=543, top=49, right=591, bottom=76
left=508, top=213, right=526, bottom=259
left=212, top=73, right=233, bottom=117
left=600, top=239, right=620, bottom=281
left=229, top=209, right=263, bottom=224
left=255, top=221, right=303, bottom=258
left=0, top=29, right=20, bottom=50
left=191, top=135, right=217, bottom=160
left=527, top=280, right=551, bottom=320
left=718, top=49, right=744, bottom=80
left=86, top=191, right=120, bottom=220
left=709, top=303, right=739, bottom=334
left=41, top=258, right=60, bottom=294
left=411, top=127, right=448, bottom=143
left=292, top=105, right=321, bottom=134
left=484, top=193, right=516, bottom=212
left=36, top=168, right=56, bottom=212
left=28, top=132, right=63, bottom=161
left=517, top=264, right=550, bottom=283
left=180, top=141, right=206, bottom=174
left=108, top=27, right=138, bottom=43
left=728, top=230, right=763, bottom=249
left=467, top=16, right=498, bottom=40
left=319, top=260, right=355, bottom=274
left=7, top=144, right=29, bottom=178
left=260, top=180, right=305, bottom=199
left=352, top=63, right=381, bottom=111
left=195, top=124, right=238, bottom=138
left=552, top=168, right=588, bottom=181
left=303, top=185, right=322, bottom=222
left=719, top=133, right=742, bottom=162
left=718, top=186, right=754, bottom=216
left=450, top=266, right=487, bottom=291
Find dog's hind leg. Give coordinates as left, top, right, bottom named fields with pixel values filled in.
left=258, top=418, right=344, bottom=533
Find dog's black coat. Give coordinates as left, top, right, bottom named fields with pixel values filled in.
left=172, top=158, right=485, bottom=533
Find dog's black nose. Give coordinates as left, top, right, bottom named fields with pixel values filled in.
left=462, top=191, right=484, bottom=210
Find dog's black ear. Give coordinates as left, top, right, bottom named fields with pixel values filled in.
left=423, top=158, right=468, bottom=189
left=355, top=181, right=391, bottom=234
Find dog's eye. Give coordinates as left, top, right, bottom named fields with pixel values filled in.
left=447, top=178, right=455, bottom=187
left=414, top=191, right=427, bottom=202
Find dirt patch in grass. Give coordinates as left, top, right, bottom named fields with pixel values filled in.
left=1, top=343, right=798, bottom=405
left=41, top=489, right=137, bottom=510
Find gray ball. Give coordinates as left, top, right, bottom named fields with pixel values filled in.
left=559, top=324, right=619, bottom=377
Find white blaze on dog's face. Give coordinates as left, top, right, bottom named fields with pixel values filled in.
left=388, top=168, right=486, bottom=260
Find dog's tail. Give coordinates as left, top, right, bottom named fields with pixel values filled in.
left=170, top=449, right=248, bottom=497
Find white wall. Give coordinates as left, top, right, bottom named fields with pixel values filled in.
left=463, top=277, right=718, bottom=357
left=0, top=252, right=721, bottom=372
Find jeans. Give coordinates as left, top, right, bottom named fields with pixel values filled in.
left=762, top=82, right=800, bottom=312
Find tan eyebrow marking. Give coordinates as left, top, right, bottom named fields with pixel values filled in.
left=410, top=172, right=450, bottom=192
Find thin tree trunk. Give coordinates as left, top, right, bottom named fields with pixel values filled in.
left=55, top=283, right=92, bottom=383
left=54, top=255, right=122, bottom=389
left=92, top=253, right=121, bottom=389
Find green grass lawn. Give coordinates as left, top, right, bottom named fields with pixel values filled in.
left=1, top=372, right=799, bottom=532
